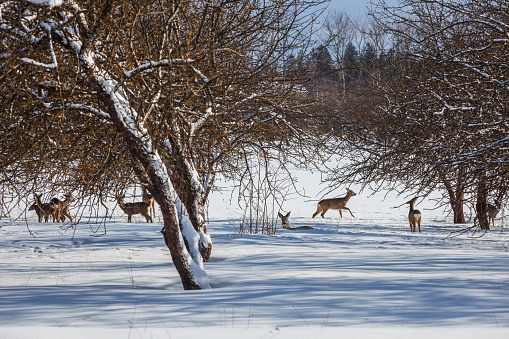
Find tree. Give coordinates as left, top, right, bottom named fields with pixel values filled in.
left=343, top=42, right=359, bottom=86
left=360, top=42, right=377, bottom=79
left=326, top=0, right=509, bottom=229
left=0, top=0, right=328, bottom=289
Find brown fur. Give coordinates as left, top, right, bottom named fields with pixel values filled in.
left=312, top=189, right=357, bottom=218
left=117, top=197, right=152, bottom=223
left=29, top=193, right=52, bottom=223
left=487, top=203, right=501, bottom=227
left=50, top=194, right=74, bottom=223
left=142, top=187, right=156, bottom=219
left=407, top=197, right=421, bottom=233
left=475, top=202, right=502, bottom=228
left=278, top=212, right=313, bottom=230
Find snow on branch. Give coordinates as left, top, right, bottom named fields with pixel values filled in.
left=21, top=32, right=58, bottom=69
left=189, top=106, right=215, bottom=136
left=26, top=0, right=64, bottom=8
left=190, top=65, right=209, bottom=83
left=69, top=104, right=111, bottom=120
left=124, top=59, right=193, bottom=78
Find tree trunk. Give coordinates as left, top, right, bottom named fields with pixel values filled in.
left=476, top=182, right=490, bottom=231
left=442, top=173, right=466, bottom=224
left=158, top=193, right=202, bottom=290
left=89, top=78, right=209, bottom=290
left=452, top=201, right=465, bottom=224
left=165, top=136, right=213, bottom=262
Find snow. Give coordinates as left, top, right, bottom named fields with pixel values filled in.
left=26, top=0, right=64, bottom=9
left=1, top=170, right=509, bottom=338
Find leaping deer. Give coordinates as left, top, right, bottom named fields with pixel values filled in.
left=407, top=197, right=421, bottom=233
left=312, top=189, right=357, bottom=219
left=116, top=196, right=153, bottom=223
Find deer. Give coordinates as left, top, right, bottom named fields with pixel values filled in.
left=487, top=202, right=502, bottom=228
left=50, top=193, right=74, bottom=223
left=278, top=211, right=313, bottom=230
left=142, top=186, right=156, bottom=219
left=28, top=193, right=53, bottom=223
left=312, top=189, right=357, bottom=219
left=473, top=201, right=502, bottom=228
left=407, top=197, right=421, bottom=233
left=116, top=196, right=153, bottom=223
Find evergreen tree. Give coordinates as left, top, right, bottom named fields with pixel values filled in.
left=311, top=45, right=334, bottom=78
left=360, top=42, right=377, bottom=78
left=343, top=42, right=359, bottom=86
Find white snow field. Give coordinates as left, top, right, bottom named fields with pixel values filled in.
left=1, top=176, right=509, bottom=338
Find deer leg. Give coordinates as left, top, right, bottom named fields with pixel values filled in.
left=312, top=205, right=322, bottom=218
left=338, top=209, right=343, bottom=218
left=344, top=207, right=354, bottom=218
left=142, top=211, right=152, bottom=223
left=128, top=215, right=132, bottom=223
left=63, top=211, right=72, bottom=222
left=320, top=207, right=328, bottom=218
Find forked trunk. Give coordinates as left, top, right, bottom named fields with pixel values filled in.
left=90, top=79, right=209, bottom=290
left=165, top=137, right=213, bottom=262
left=157, top=190, right=203, bottom=290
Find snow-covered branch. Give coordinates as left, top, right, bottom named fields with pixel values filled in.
left=190, top=65, right=209, bottom=83
left=69, top=104, right=111, bottom=120
left=124, top=59, right=193, bottom=78
left=21, top=32, right=58, bottom=69
left=26, top=0, right=64, bottom=9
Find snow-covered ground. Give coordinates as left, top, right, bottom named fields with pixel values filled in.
left=1, top=172, right=509, bottom=338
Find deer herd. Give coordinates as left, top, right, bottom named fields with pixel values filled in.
left=28, top=193, right=74, bottom=223
left=28, top=187, right=155, bottom=224
left=28, top=187, right=502, bottom=233
left=278, top=189, right=503, bottom=233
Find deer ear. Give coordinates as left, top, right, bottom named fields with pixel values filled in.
left=286, top=212, right=291, bottom=217
left=278, top=212, right=283, bottom=218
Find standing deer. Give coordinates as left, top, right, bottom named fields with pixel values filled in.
left=407, top=197, right=422, bottom=233
left=278, top=211, right=313, bottom=230
left=50, top=194, right=74, bottom=222
left=487, top=202, right=502, bottom=228
left=478, top=202, right=502, bottom=228
left=117, top=196, right=152, bottom=223
left=28, top=193, right=53, bottom=222
left=142, top=187, right=156, bottom=219
left=312, top=189, right=357, bottom=219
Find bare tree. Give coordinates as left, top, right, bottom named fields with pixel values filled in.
left=321, top=0, right=509, bottom=229
left=0, top=0, right=329, bottom=289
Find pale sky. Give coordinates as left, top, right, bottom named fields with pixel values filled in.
left=326, top=0, right=398, bottom=17
left=327, top=0, right=373, bottom=17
